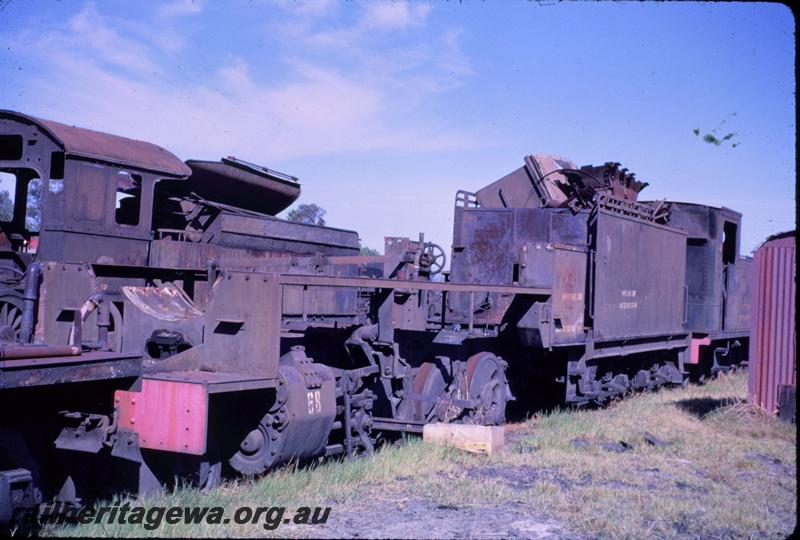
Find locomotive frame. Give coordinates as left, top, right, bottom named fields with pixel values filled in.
left=0, top=111, right=751, bottom=527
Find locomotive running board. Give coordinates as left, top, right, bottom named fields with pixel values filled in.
left=278, top=274, right=551, bottom=296
left=141, top=369, right=278, bottom=393
left=0, top=351, right=141, bottom=389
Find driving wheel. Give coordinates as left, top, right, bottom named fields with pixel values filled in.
left=0, top=295, right=24, bottom=342
left=463, top=352, right=508, bottom=425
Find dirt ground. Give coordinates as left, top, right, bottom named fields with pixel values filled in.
left=298, top=496, right=570, bottom=539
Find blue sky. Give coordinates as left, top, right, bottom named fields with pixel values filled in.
left=0, top=0, right=794, bottom=255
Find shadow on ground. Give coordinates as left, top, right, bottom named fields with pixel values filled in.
left=674, top=397, right=743, bottom=418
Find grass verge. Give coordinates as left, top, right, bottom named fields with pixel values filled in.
left=46, top=371, right=796, bottom=539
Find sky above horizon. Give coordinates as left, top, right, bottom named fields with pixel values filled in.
left=0, top=0, right=794, bottom=255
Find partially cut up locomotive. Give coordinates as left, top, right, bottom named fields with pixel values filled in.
left=0, top=111, right=751, bottom=525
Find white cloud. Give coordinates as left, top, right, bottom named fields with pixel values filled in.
left=279, top=0, right=337, bottom=18
left=218, top=58, right=256, bottom=93
left=363, top=1, right=431, bottom=30
left=8, top=0, right=479, bottom=163
left=292, top=1, right=432, bottom=49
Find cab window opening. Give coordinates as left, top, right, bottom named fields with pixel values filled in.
left=722, top=221, right=737, bottom=265
left=0, top=170, right=15, bottom=222
left=0, top=168, right=43, bottom=253
left=0, top=170, right=41, bottom=232
left=0, top=135, right=23, bottom=161
left=115, top=171, right=142, bottom=226
left=25, top=178, right=42, bottom=232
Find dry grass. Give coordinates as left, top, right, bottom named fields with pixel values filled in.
left=46, top=371, right=796, bottom=539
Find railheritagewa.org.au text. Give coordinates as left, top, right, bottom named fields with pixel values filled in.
left=30, top=502, right=331, bottom=530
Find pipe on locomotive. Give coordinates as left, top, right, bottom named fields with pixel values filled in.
left=67, top=292, right=109, bottom=349
left=18, top=262, right=42, bottom=344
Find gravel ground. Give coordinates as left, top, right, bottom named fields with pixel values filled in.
left=285, top=497, right=572, bottom=539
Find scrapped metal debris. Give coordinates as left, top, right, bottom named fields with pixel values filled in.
left=643, top=431, right=669, bottom=448
left=570, top=438, right=592, bottom=450
left=122, top=284, right=203, bottom=321
left=601, top=440, right=632, bottom=453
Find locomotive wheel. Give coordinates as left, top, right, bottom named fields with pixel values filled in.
left=412, top=361, right=449, bottom=422
left=229, top=423, right=276, bottom=476
left=463, top=352, right=507, bottom=425
left=229, top=380, right=289, bottom=476
left=0, top=295, right=24, bottom=342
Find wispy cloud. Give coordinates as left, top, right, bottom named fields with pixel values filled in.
left=363, top=1, right=431, bottom=30
left=67, top=3, right=161, bottom=75
left=157, top=0, right=203, bottom=18
left=272, top=0, right=337, bottom=19
left=7, top=0, right=479, bottom=162
left=294, top=1, right=432, bottom=49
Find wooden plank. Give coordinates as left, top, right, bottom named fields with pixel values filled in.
left=422, top=423, right=504, bottom=455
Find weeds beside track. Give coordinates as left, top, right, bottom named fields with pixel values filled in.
left=48, top=371, right=796, bottom=539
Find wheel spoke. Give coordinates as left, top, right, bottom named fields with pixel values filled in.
left=0, top=300, right=23, bottom=342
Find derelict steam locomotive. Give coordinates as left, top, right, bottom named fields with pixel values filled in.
left=0, top=111, right=751, bottom=524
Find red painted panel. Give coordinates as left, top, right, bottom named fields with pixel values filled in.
left=688, top=336, right=711, bottom=364
left=115, top=379, right=208, bottom=455
left=748, top=233, right=796, bottom=415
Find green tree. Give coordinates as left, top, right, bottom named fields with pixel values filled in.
left=287, top=203, right=326, bottom=226
left=359, top=246, right=380, bottom=256
left=0, top=190, right=12, bottom=222
left=0, top=179, right=43, bottom=230
left=26, top=179, right=42, bottom=231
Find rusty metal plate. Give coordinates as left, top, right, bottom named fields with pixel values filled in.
left=550, top=248, right=586, bottom=345
left=115, top=379, right=208, bottom=455
left=591, top=210, right=686, bottom=341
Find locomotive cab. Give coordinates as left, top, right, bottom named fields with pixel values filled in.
left=0, top=110, right=191, bottom=348
left=655, top=202, right=753, bottom=376
left=660, top=202, right=752, bottom=334
left=0, top=111, right=192, bottom=271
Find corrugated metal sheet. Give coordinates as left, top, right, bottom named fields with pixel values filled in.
left=748, top=231, right=796, bottom=414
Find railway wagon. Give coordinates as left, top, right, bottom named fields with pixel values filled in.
left=0, top=111, right=751, bottom=526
